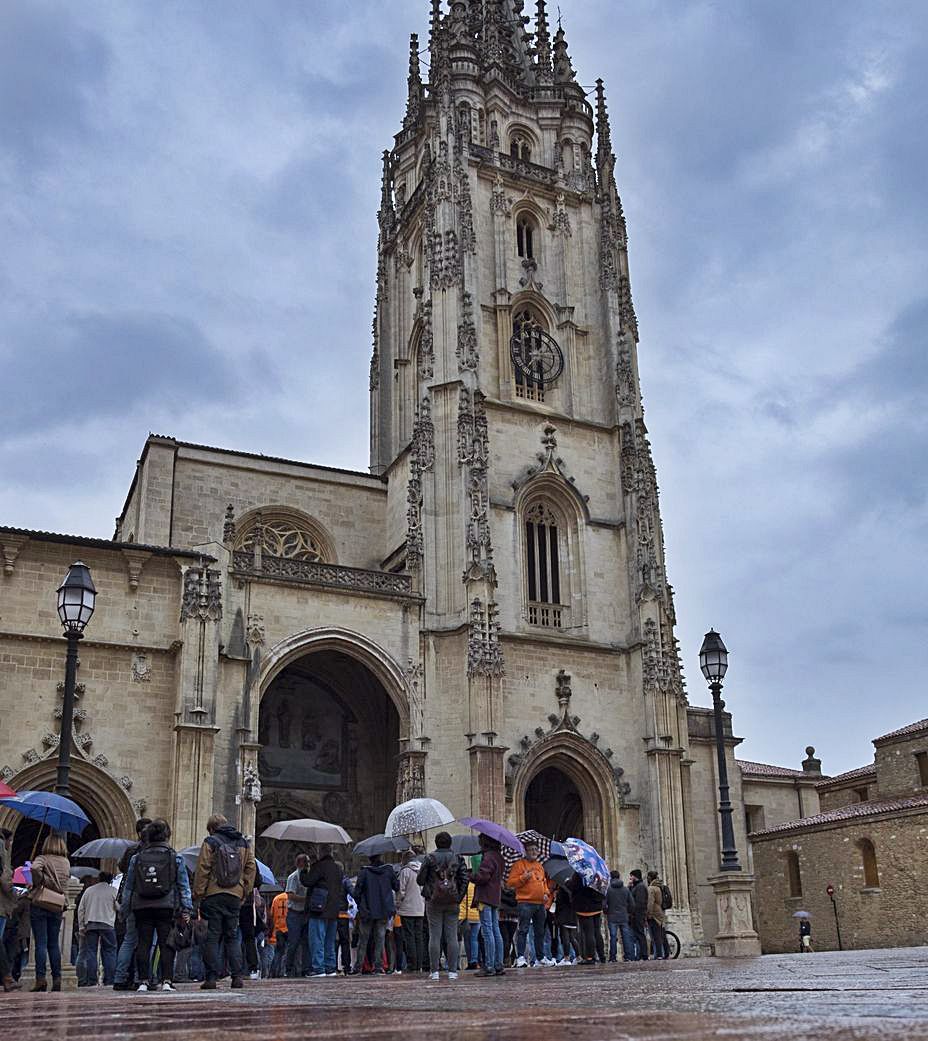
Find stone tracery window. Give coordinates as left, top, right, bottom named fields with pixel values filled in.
left=510, top=133, right=532, bottom=162
left=523, top=499, right=570, bottom=629
left=235, top=510, right=332, bottom=563
left=516, top=215, right=536, bottom=260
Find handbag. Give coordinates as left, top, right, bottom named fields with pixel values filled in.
left=31, top=862, right=67, bottom=914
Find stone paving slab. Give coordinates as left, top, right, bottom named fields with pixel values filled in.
left=3, top=947, right=927, bottom=1040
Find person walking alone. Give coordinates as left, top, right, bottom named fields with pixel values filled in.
left=417, top=832, right=468, bottom=980
left=191, top=813, right=257, bottom=990
left=121, top=819, right=192, bottom=992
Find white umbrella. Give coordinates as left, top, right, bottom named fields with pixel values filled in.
left=385, top=798, right=455, bottom=837
left=260, top=818, right=352, bottom=844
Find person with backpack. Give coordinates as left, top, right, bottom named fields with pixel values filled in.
left=604, top=870, right=637, bottom=962
left=646, top=870, right=669, bottom=960
left=120, top=819, right=192, bottom=992
left=416, top=832, right=468, bottom=980
left=112, top=817, right=152, bottom=990
left=351, top=854, right=399, bottom=975
left=191, top=813, right=257, bottom=990
left=299, top=843, right=345, bottom=977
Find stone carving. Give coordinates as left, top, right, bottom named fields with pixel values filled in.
left=0, top=765, right=13, bottom=781
left=22, top=749, right=40, bottom=765
left=239, top=519, right=324, bottom=563
left=180, top=566, right=223, bottom=623
left=406, top=402, right=426, bottom=573
left=57, top=681, right=85, bottom=700
left=121, top=549, right=151, bottom=591
left=1, top=534, right=28, bottom=575
left=246, top=614, right=265, bottom=647
left=460, top=392, right=496, bottom=584
left=615, top=335, right=636, bottom=409
left=412, top=395, right=435, bottom=474
left=242, top=762, right=262, bottom=804
left=223, top=504, right=236, bottom=543
left=519, top=256, right=543, bottom=291
left=77, top=732, right=93, bottom=751
left=467, top=597, right=503, bottom=677
left=403, top=658, right=425, bottom=739
left=131, top=653, right=152, bottom=683
left=455, top=155, right=476, bottom=254
left=54, top=705, right=86, bottom=724
left=92, top=754, right=109, bottom=769
left=456, top=291, right=479, bottom=372
left=616, top=275, right=638, bottom=339
left=491, top=173, right=512, bottom=216
left=396, top=750, right=427, bottom=803
left=417, top=298, right=434, bottom=381
left=231, top=552, right=413, bottom=596
left=118, top=775, right=133, bottom=791
left=551, top=191, right=572, bottom=236
left=42, top=732, right=59, bottom=750
left=132, top=799, right=147, bottom=816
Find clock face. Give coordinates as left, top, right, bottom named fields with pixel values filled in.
left=510, top=325, right=564, bottom=386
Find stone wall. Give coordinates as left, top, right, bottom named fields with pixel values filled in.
left=751, top=809, right=928, bottom=953
left=875, top=732, right=928, bottom=800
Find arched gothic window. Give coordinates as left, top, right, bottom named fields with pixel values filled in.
left=516, top=215, right=536, bottom=260
left=512, top=308, right=546, bottom=403
left=859, top=839, right=879, bottom=888
left=510, top=134, right=532, bottom=162
left=235, top=510, right=333, bottom=564
left=786, top=850, right=803, bottom=898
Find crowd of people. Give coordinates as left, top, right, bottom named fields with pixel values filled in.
left=0, top=817, right=676, bottom=994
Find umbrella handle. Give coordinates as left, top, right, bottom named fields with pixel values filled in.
left=29, top=808, right=50, bottom=864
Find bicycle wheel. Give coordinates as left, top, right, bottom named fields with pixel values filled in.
left=665, top=929, right=680, bottom=959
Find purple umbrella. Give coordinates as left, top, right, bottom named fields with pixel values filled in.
left=457, top=817, right=525, bottom=855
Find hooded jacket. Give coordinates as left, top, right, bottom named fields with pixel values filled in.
left=647, top=878, right=666, bottom=924
left=630, top=877, right=649, bottom=920
left=605, top=877, right=635, bottom=925
left=354, top=862, right=399, bottom=921
left=417, top=849, right=468, bottom=907
left=396, top=859, right=425, bottom=916
left=299, top=853, right=346, bottom=920
left=191, top=824, right=257, bottom=903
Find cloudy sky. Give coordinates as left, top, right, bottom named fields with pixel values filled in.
left=2, top=1, right=925, bottom=774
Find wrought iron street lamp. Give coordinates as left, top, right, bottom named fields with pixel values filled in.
left=55, top=562, right=96, bottom=796
left=699, top=628, right=741, bottom=872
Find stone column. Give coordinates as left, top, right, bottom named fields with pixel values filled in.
left=171, top=722, right=220, bottom=850
left=468, top=743, right=508, bottom=820
left=396, top=748, right=427, bottom=803
left=708, top=872, right=763, bottom=957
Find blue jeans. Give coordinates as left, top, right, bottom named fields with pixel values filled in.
left=0, top=916, right=6, bottom=940
left=478, top=905, right=503, bottom=970
left=285, top=909, right=308, bottom=976
left=608, top=921, right=638, bottom=961
left=516, top=903, right=547, bottom=961
left=464, top=921, right=480, bottom=964
left=309, top=917, right=337, bottom=974
left=114, top=913, right=138, bottom=983
left=30, top=906, right=63, bottom=980
left=80, top=926, right=118, bottom=984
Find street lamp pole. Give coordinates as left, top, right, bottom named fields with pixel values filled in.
left=700, top=629, right=742, bottom=872
left=55, top=562, right=96, bottom=798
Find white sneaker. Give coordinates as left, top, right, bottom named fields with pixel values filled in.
left=544, top=957, right=557, bottom=966
left=249, top=971, right=260, bottom=980
left=448, top=971, right=458, bottom=980
left=557, top=957, right=572, bottom=966
left=136, top=983, right=149, bottom=992
left=326, top=972, right=338, bottom=977
left=161, top=981, right=176, bottom=992
left=429, top=971, right=440, bottom=981
left=514, top=956, right=528, bottom=968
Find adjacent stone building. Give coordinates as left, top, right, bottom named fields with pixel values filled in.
left=750, top=719, right=928, bottom=953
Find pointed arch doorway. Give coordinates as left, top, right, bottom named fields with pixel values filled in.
left=524, top=765, right=584, bottom=841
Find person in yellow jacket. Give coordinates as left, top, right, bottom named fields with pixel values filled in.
left=459, top=881, right=480, bottom=969
left=506, top=841, right=555, bottom=967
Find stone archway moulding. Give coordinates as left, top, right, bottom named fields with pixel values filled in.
left=253, top=626, right=411, bottom=738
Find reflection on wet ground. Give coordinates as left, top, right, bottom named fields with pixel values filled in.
left=3, top=946, right=927, bottom=1040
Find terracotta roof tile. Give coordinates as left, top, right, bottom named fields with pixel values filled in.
left=815, top=763, right=876, bottom=788
left=750, top=792, right=928, bottom=837
left=873, top=718, right=928, bottom=745
left=0, top=525, right=207, bottom=559
left=737, top=760, right=807, bottom=779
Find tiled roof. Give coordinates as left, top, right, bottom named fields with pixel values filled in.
left=815, top=763, right=876, bottom=789
left=750, top=792, right=928, bottom=838
left=0, top=525, right=208, bottom=559
left=737, top=760, right=808, bottom=780
left=874, top=718, right=928, bottom=745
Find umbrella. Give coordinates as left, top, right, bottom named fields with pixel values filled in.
left=177, top=846, right=276, bottom=887
left=72, top=837, right=135, bottom=860
left=550, top=840, right=567, bottom=859
left=792, top=910, right=812, bottom=919
left=450, top=833, right=482, bottom=856
left=564, top=837, right=610, bottom=895
left=260, top=819, right=352, bottom=844
left=0, top=790, right=90, bottom=835
left=12, top=865, right=31, bottom=886
left=353, top=834, right=412, bottom=858
left=385, top=798, right=455, bottom=837
left=544, top=856, right=576, bottom=887
left=457, top=817, right=525, bottom=856
left=0, top=782, right=17, bottom=799
left=69, top=866, right=99, bottom=880
left=502, top=829, right=555, bottom=873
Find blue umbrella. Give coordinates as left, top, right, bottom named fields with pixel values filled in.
left=0, top=790, right=90, bottom=835
left=255, top=858, right=276, bottom=886
left=179, top=846, right=276, bottom=887
left=564, top=837, right=610, bottom=895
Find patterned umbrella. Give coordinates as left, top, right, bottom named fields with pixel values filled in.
left=502, top=829, right=555, bottom=874
left=385, top=798, right=455, bottom=837
left=564, top=837, right=610, bottom=895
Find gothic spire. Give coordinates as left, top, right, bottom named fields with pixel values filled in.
left=404, top=33, right=423, bottom=128
left=552, top=25, right=575, bottom=84
left=595, top=77, right=616, bottom=185
left=534, top=0, right=552, bottom=84
left=378, top=150, right=395, bottom=236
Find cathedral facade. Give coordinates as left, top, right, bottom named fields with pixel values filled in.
left=0, top=1, right=793, bottom=951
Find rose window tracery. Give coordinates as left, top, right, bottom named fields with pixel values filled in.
left=236, top=515, right=330, bottom=563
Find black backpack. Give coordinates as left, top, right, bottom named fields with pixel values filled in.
left=660, top=884, right=673, bottom=910
left=308, top=885, right=328, bottom=914
left=430, top=857, right=460, bottom=908
left=135, top=845, right=176, bottom=899
left=209, top=836, right=244, bottom=888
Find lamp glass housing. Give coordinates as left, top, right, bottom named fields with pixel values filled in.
left=699, top=628, right=728, bottom=683
left=56, top=561, right=96, bottom=632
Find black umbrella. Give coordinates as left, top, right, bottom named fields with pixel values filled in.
left=72, top=837, right=135, bottom=860
left=353, top=833, right=412, bottom=857
left=544, top=856, right=576, bottom=887
left=451, top=834, right=482, bottom=856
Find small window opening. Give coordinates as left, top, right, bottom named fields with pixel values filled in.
left=916, top=751, right=928, bottom=787
left=860, top=839, right=879, bottom=888
left=786, top=850, right=802, bottom=898
left=516, top=217, right=535, bottom=259
left=525, top=502, right=562, bottom=628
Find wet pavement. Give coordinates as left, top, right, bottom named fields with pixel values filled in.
left=3, top=946, right=928, bottom=1040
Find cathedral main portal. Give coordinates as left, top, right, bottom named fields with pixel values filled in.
left=255, top=649, right=399, bottom=877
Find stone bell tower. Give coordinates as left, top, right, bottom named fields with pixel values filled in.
left=370, top=0, right=697, bottom=941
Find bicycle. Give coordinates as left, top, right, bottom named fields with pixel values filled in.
left=663, top=928, right=681, bottom=959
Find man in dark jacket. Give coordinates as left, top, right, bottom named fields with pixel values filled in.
left=352, top=855, right=399, bottom=974
left=416, top=832, right=468, bottom=980
left=628, top=869, right=649, bottom=960
left=300, top=844, right=345, bottom=977
left=112, top=817, right=152, bottom=989
left=604, top=871, right=636, bottom=961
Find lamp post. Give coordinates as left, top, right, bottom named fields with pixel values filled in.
left=55, top=562, right=96, bottom=797
left=699, top=628, right=741, bottom=872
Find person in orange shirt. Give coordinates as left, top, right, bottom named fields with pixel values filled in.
left=505, top=841, right=554, bottom=967
left=268, top=890, right=288, bottom=978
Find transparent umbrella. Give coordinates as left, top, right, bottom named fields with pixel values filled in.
left=385, top=798, right=455, bottom=837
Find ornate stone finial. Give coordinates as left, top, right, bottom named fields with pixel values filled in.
left=552, top=26, right=575, bottom=84
left=242, top=762, right=262, bottom=804
left=802, top=746, right=823, bottom=775
left=378, top=150, right=395, bottom=236
left=556, top=668, right=572, bottom=713
left=223, top=504, right=236, bottom=543
left=595, top=78, right=613, bottom=169
left=534, top=0, right=553, bottom=84
left=404, top=33, right=423, bottom=128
